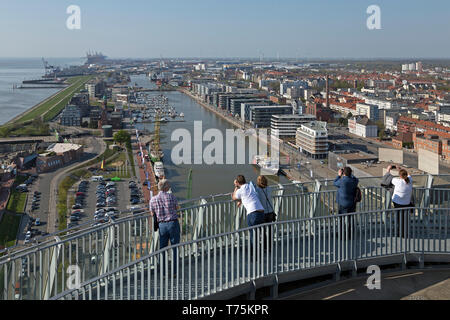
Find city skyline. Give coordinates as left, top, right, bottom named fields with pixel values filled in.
left=0, top=0, right=449, bottom=59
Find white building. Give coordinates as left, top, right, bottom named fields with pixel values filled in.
left=356, top=103, right=379, bottom=120
left=295, top=121, right=328, bottom=159
left=271, top=114, right=316, bottom=138
left=385, top=115, right=398, bottom=132
left=348, top=116, right=378, bottom=138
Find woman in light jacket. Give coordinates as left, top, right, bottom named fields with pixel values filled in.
left=253, top=175, right=275, bottom=223
left=383, top=165, right=413, bottom=237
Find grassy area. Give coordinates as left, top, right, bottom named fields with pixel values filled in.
left=10, top=75, right=92, bottom=124
left=103, top=152, right=131, bottom=179
left=43, top=76, right=93, bottom=122
left=6, top=190, right=27, bottom=213
left=0, top=118, right=50, bottom=138
left=125, top=136, right=136, bottom=178
left=0, top=212, right=22, bottom=248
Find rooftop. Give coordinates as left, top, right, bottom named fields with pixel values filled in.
left=47, top=143, right=83, bottom=154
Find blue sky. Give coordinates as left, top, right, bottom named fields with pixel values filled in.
left=0, top=0, right=449, bottom=59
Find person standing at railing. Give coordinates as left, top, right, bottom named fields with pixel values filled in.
left=383, top=166, right=413, bottom=238
left=150, top=179, right=180, bottom=276
left=334, top=167, right=359, bottom=238
left=253, top=175, right=276, bottom=252
left=232, top=175, right=265, bottom=250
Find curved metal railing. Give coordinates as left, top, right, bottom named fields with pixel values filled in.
left=1, top=174, right=449, bottom=300
left=51, top=207, right=450, bottom=300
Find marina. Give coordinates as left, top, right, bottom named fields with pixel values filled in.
left=129, top=75, right=290, bottom=201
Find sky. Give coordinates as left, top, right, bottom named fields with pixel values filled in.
left=0, top=0, right=449, bottom=59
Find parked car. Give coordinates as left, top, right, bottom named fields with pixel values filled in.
left=35, top=218, right=41, bottom=226
left=72, top=204, right=82, bottom=210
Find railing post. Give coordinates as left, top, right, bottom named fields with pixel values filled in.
left=272, top=184, right=284, bottom=220
left=43, top=237, right=62, bottom=300
left=193, top=199, right=207, bottom=254
left=270, top=275, right=278, bottom=299
left=421, top=175, right=433, bottom=209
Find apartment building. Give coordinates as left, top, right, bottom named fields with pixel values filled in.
left=295, top=121, right=328, bottom=159
left=59, top=105, right=82, bottom=127
left=356, top=103, right=379, bottom=120
left=270, top=114, right=316, bottom=138
left=348, top=116, right=378, bottom=138
left=249, top=105, right=293, bottom=128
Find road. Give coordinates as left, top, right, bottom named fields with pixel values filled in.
left=282, top=268, right=450, bottom=300
left=18, top=136, right=106, bottom=244
left=47, top=136, right=105, bottom=233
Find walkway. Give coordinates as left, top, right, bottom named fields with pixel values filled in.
left=54, top=212, right=450, bottom=300
left=282, top=268, right=450, bottom=300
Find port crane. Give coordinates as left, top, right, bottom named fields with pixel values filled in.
left=42, top=58, right=55, bottom=78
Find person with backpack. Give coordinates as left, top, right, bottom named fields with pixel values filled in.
left=253, top=175, right=276, bottom=251
left=381, top=165, right=413, bottom=237
left=334, top=167, right=360, bottom=238
left=334, top=167, right=359, bottom=214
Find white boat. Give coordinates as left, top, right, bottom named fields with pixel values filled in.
left=252, top=155, right=279, bottom=176
left=154, top=162, right=165, bottom=178
left=179, top=113, right=184, bottom=117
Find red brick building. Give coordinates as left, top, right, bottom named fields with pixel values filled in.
left=392, top=132, right=413, bottom=149
left=397, top=116, right=450, bottom=135
left=306, top=102, right=332, bottom=122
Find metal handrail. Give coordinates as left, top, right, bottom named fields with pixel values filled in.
left=51, top=207, right=450, bottom=300
left=1, top=181, right=449, bottom=300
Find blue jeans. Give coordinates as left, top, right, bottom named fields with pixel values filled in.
left=159, top=220, right=180, bottom=275
left=247, top=211, right=265, bottom=250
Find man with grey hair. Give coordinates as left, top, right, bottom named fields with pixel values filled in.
left=150, top=179, right=180, bottom=275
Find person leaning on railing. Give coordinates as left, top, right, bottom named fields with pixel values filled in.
left=381, top=165, right=414, bottom=238
left=232, top=175, right=265, bottom=250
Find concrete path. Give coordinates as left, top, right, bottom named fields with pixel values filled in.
left=282, top=268, right=450, bottom=300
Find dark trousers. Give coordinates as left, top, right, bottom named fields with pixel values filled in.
left=247, top=211, right=265, bottom=253
left=393, top=202, right=411, bottom=238
left=338, top=205, right=356, bottom=239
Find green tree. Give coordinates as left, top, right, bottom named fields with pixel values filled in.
left=268, top=81, right=280, bottom=93
left=114, top=130, right=131, bottom=145
left=376, top=120, right=386, bottom=140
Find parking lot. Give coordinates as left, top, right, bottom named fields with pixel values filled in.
left=67, top=177, right=145, bottom=229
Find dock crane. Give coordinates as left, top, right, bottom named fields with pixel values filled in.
left=42, top=58, right=55, bottom=78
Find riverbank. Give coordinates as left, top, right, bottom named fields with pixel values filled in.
left=3, top=75, right=92, bottom=126
left=178, top=88, right=309, bottom=182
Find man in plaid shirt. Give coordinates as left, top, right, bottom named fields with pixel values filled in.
left=150, top=179, right=180, bottom=275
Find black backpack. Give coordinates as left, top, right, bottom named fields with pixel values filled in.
left=355, top=187, right=362, bottom=203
